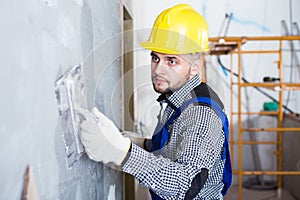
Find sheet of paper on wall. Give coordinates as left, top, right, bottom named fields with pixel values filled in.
left=54, top=64, right=87, bottom=169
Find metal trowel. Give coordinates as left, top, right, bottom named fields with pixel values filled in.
left=54, top=64, right=88, bottom=169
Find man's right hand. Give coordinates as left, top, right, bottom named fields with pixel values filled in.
left=79, top=107, right=131, bottom=166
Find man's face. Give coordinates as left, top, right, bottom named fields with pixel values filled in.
left=151, top=51, right=194, bottom=95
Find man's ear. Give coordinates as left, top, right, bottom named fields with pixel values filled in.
left=190, top=58, right=201, bottom=76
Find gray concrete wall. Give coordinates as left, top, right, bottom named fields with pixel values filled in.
left=0, top=0, right=123, bottom=199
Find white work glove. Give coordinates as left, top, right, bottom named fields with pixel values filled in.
left=122, top=131, right=146, bottom=148
left=79, top=107, right=131, bottom=166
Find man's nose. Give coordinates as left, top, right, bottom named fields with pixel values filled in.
left=153, top=60, right=166, bottom=75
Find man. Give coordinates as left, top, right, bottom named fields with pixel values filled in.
left=80, top=4, right=231, bottom=200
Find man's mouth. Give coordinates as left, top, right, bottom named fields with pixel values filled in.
left=153, top=76, right=168, bottom=84
left=155, top=78, right=166, bottom=84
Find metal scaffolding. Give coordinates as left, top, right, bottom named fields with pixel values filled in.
left=208, top=36, right=300, bottom=199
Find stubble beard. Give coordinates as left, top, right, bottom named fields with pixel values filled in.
left=152, top=72, right=191, bottom=95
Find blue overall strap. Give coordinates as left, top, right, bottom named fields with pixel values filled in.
left=151, top=97, right=232, bottom=199
left=195, top=97, right=232, bottom=195
left=182, top=97, right=232, bottom=195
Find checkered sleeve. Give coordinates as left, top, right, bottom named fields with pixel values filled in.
left=122, top=143, right=191, bottom=199
left=122, top=105, right=224, bottom=199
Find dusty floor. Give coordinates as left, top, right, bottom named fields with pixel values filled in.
left=225, top=185, right=297, bottom=200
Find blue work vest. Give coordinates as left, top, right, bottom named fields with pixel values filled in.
left=150, top=96, right=232, bottom=200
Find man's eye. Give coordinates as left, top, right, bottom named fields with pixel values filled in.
left=152, top=56, right=159, bottom=63
left=169, top=60, right=177, bottom=65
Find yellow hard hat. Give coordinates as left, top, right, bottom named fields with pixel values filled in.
left=140, top=4, right=210, bottom=54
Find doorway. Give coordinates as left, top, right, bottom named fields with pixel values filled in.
left=122, top=4, right=135, bottom=200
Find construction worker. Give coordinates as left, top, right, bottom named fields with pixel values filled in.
left=79, top=4, right=231, bottom=200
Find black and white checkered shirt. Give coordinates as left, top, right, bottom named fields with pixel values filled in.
left=122, top=75, right=225, bottom=200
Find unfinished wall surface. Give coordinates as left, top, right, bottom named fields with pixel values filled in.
left=0, top=0, right=123, bottom=199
